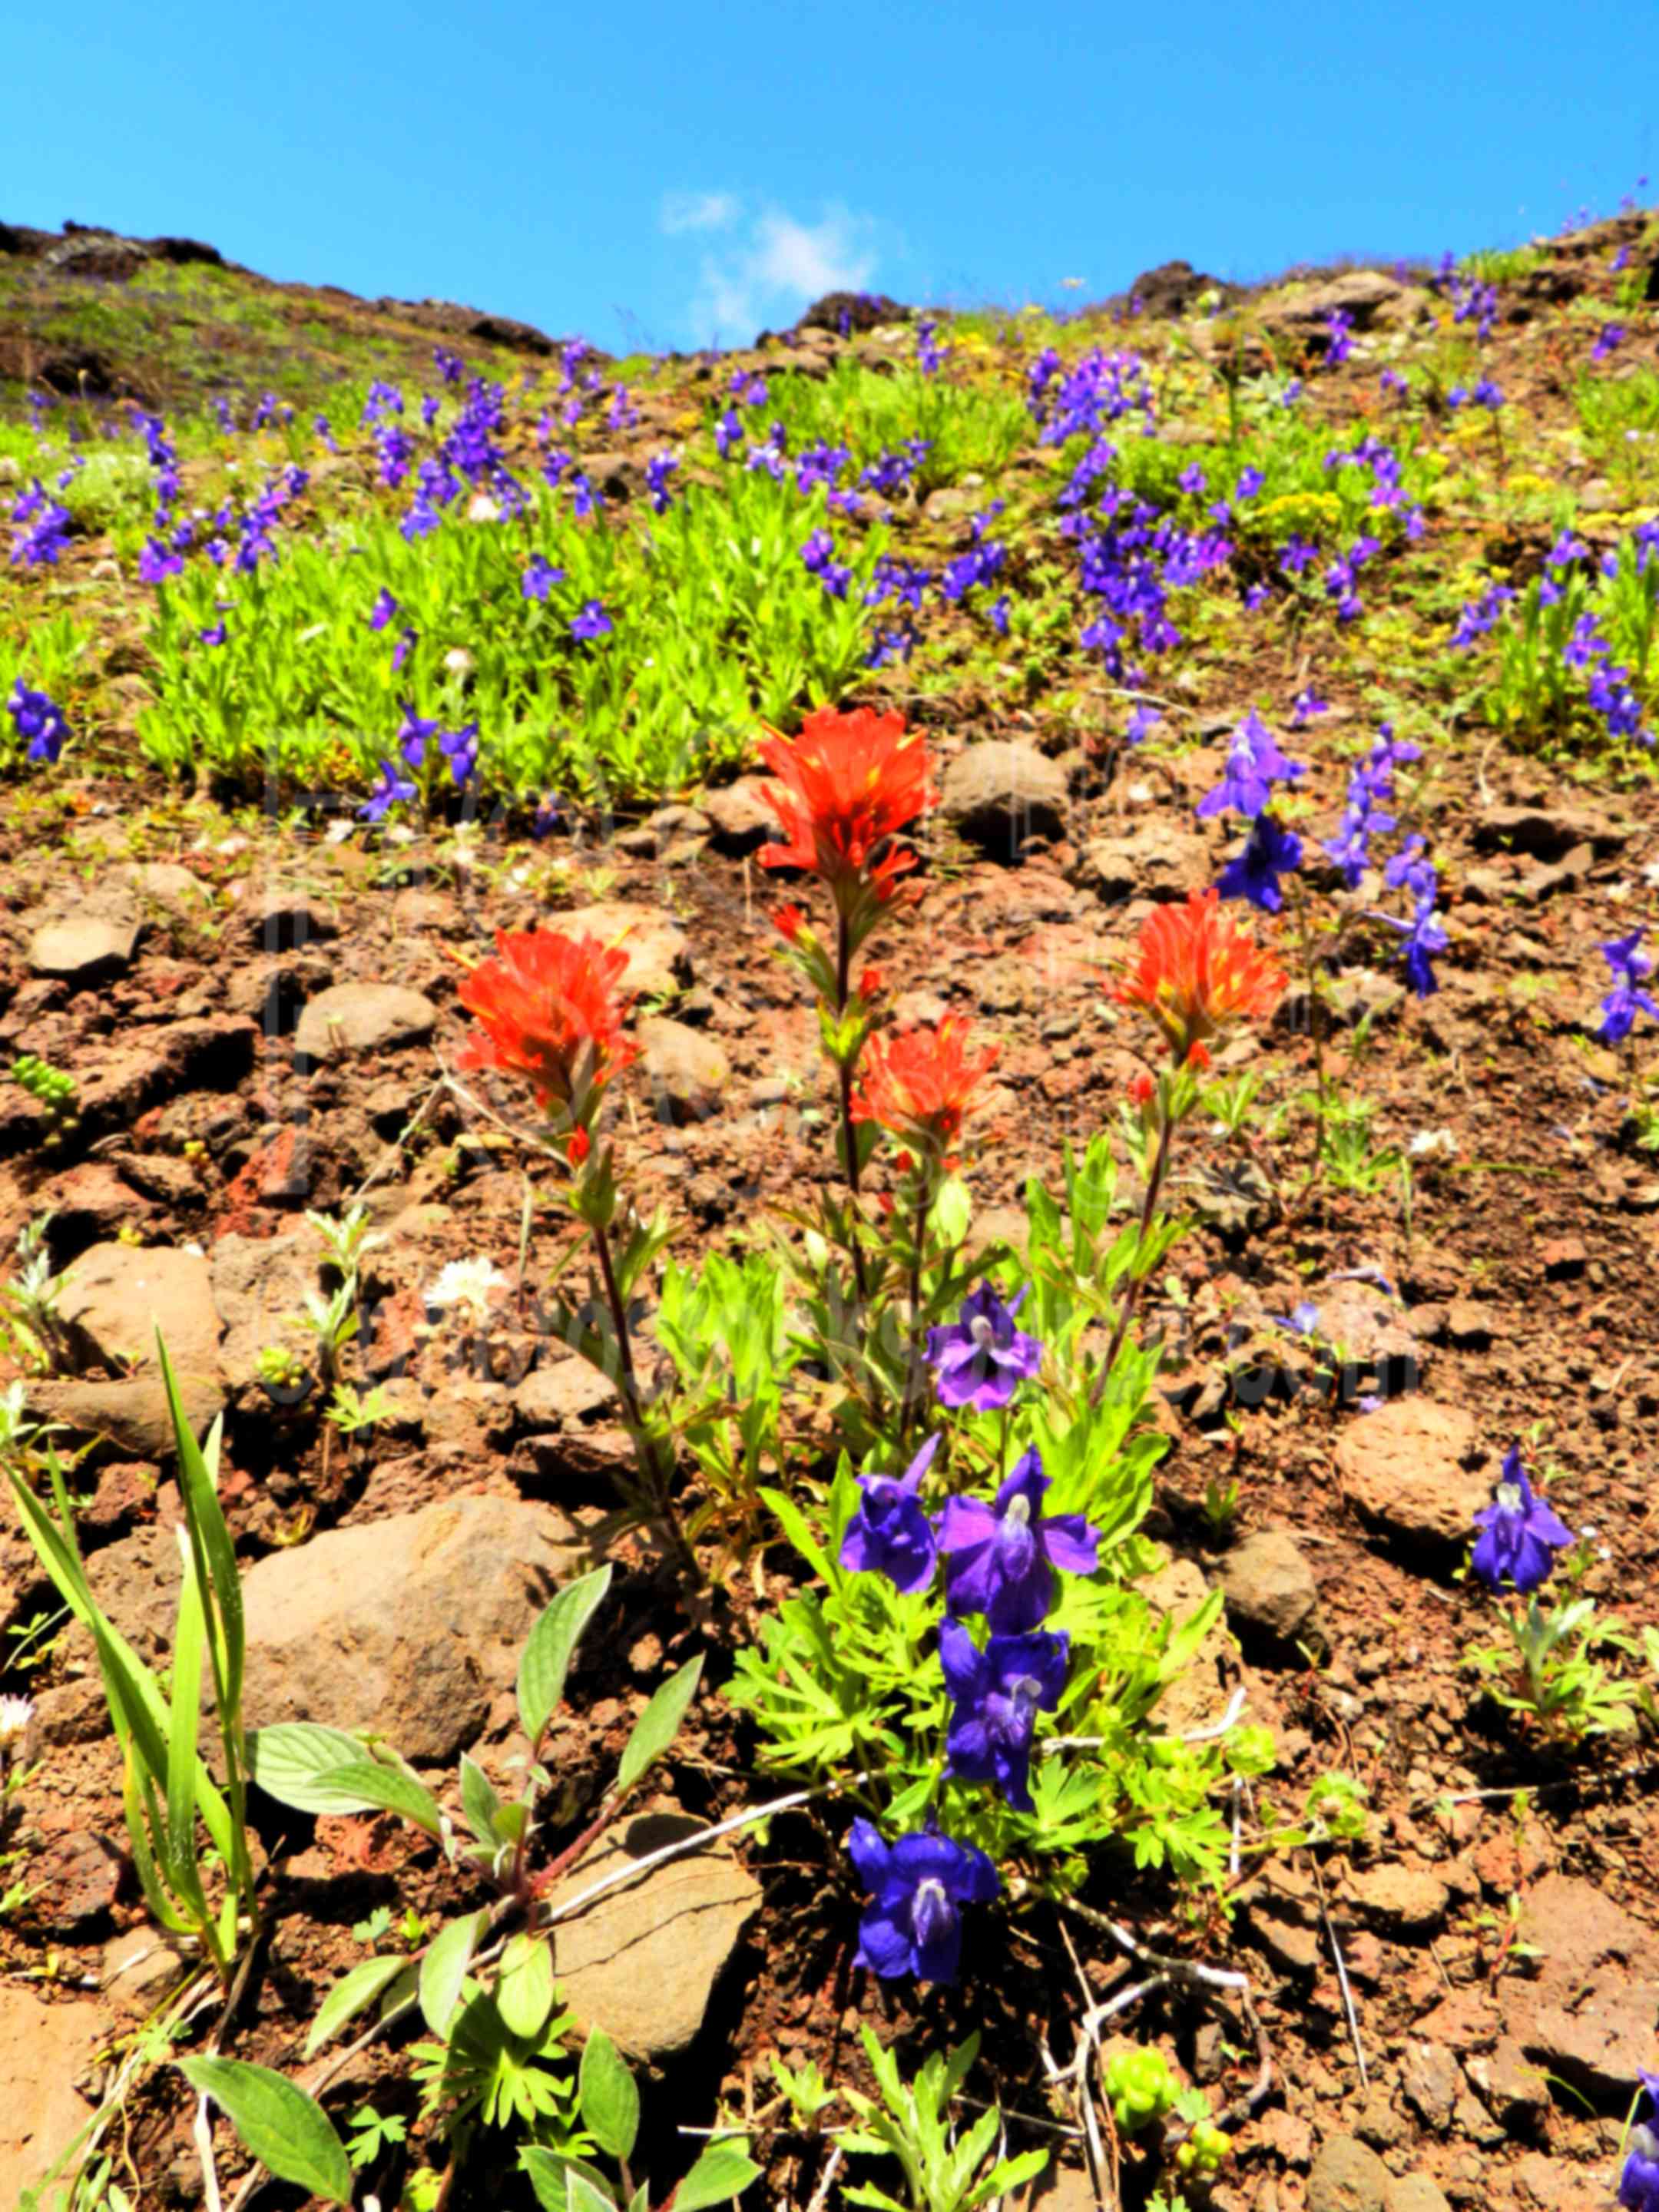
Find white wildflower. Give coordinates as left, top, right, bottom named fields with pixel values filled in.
left=423, top=1258, right=512, bottom=1323
left=1408, top=1128, right=1459, bottom=1161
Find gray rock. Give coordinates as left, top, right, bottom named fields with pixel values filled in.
left=1349, top=1864, right=1449, bottom=1935
left=1263, top=269, right=1431, bottom=337
left=208, top=1232, right=321, bottom=1399
left=240, top=1495, right=588, bottom=1761
left=1306, top=2134, right=1392, bottom=2212
left=1334, top=1400, right=1486, bottom=1545
left=561, top=901, right=690, bottom=999
left=1077, top=824, right=1208, bottom=902
left=515, top=1360, right=617, bottom=1429
left=1470, top=803, right=1628, bottom=860
left=1400, top=2039, right=1463, bottom=2131
left=699, top=777, right=777, bottom=853
left=102, top=1926, right=194, bottom=2012
left=121, top=861, right=213, bottom=915
left=293, top=982, right=437, bottom=1059
left=38, top=1243, right=224, bottom=1453
left=1219, top=1530, right=1323, bottom=1651
left=939, top=740, right=1068, bottom=857
left=640, top=1017, right=730, bottom=1124
left=547, top=1811, right=760, bottom=2058
left=29, top=899, right=141, bottom=982
left=243, top=890, right=339, bottom=949
left=0, top=1985, right=103, bottom=2206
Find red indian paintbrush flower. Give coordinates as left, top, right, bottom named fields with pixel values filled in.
left=757, top=704, right=936, bottom=908
left=457, top=929, right=637, bottom=1115
left=851, top=1015, right=999, bottom=1156
left=1114, top=889, right=1286, bottom=1063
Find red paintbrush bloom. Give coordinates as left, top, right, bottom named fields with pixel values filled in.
left=851, top=1015, right=999, bottom=1155
left=1114, top=889, right=1286, bottom=1063
left=457, top=929, right=637, bottom=1115
left=757, top=705, right=936, bottom=908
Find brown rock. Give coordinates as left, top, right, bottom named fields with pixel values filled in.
left=1218, top=1529, right=1324, bottom=1651
left=562, top=901, right=690, bottom=999
left=639, top=1016, right=730, bottom=1124
left=240, top=1495, right=589, bottom=1761
left=939, top=740, right=1069, bottom=857
left=1348, top=1864, right=1449, bottom=1935
left=1503, top=1872, right=1659, bottom=2098
left=293, top=982, right=437, bottom=1059
left=0, top=1987, right=102, bottom=2205
left=700, top=777, right=777, bottom=853
left=1334, top=1399, right=1486, bottom=1543
left=547, top=1811, right=760, bottom=2058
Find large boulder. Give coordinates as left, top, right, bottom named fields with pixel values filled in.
left=1333, top=1400, right=1486, bottom=1545
left=35, top=1243, right=224, bottom=1454
left=0, top=1988, right=102, bottom=2204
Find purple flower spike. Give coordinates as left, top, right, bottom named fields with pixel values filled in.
left=839, top=1434, right=941, bottom=1594
left=6, top=680, right=69, bottom=765
left=926, top=1284, right=1044, bottom=1412
left=845, top=1819, right=998, bottom=1985
left=1470, top=1445, right=1574, bottom=1595
left=937, top=1447, right=1101, bottom=1633
left=939, top=1620, right=1069, bottom=1811
left=1598, top=929, right=1658, bottom=1045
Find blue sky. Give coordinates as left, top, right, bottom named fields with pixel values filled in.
left=10, top=2, right=1657, bottom=354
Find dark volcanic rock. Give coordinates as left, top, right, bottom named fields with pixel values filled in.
left=795, top=289, right=906, bottom=335
left=1127, top=260, right=1238, bottom=316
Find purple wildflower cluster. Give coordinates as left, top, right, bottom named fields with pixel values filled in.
left=359, top=704, right=480, bottom=820
left=1323, top=724, right=1421, bottom=886
left=838, top=1284, right=1104, bottom=1984
left=8, top=478, right=72, bottom=568
left=5, top=680, right=69, bottom=764
left=1379, top=834, right=1447, bottom=997
left=1199, top=709, right=1306, bottom=914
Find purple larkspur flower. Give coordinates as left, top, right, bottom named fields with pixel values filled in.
left=926, top=1283, right=1043, bottom=1412
left=1470, top=1445, right=1575, bottom=1594
left=138, top=536, right=182, bottom=584
left=939, top=1619, right=1068, bottom=1811
left=1196, top=709, right=1305, bottom=820
left=1217, top=813, right=1303, bottom=912
left=570, top=598, right=612, bottom=641
left=522, top=555, right=565, bottom=602
left=844, top=1820, right=998, bottom=1985
left=368, top=589, right=399, bottom=631
left=1597, top=928, right=1659, bottom=1043
left=839, top=1434, right=940, bottom=1594
left=937, top=1447, right=1101, bottom=1633
left=359, top=759, right=416, bottom=822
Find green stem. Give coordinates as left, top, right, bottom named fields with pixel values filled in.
left=834, top=906, right=872, bottom=1310
left=1090, top=1093, right=1175, bottom=1411
left=589, top=1220, right=702, bottom=1588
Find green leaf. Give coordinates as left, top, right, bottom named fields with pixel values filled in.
left=247, top=1723, right=377, bottom=1813
left=157, top=1333, right=243, bottom=1721
left=518, top=1565, right=613, bottom=1742
left=520, top=2148, right=618, bottom=2212
left=419, top=1908, right=487, bottom=2037
left=495, top=1932, right=555, bottom=2041
left=164, top=1525, right=208, bottom=1878
left=760, top=1485, right=833, bottom=1582
left=459, top=1754, right=502, bottom=1849
left=615, top=1654, right=704, bottom=1796
left=673, top=2141, right=760, bottom=2210
left=179, top=2056, right=351, bottom=2207
left=304, top=1953, right=414, bottom=2058
left=310, top=1760, right=444, bottom=1839
left=579, top=2028, right=639, bottom=2161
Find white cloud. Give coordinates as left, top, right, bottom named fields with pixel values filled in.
left=661, top=190, right=742, bottom=236
left=686, top=204, right=879, bottom=343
